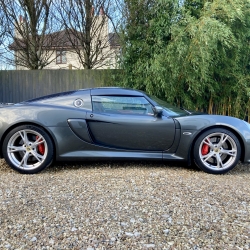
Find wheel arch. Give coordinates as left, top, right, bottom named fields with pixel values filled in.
left=188, top=125, right=245, bottom=165
left=0, top=122, right=57, bottom=159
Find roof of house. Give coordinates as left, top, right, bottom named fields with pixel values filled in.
left=9, top=29, right=120, bottom=51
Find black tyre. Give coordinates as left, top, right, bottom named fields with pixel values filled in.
left=3, top=125, right=54, bottom=174
left=193, top=128, right=241, bottom=174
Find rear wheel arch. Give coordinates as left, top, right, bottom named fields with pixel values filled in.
left=2, top=124, right=56, bottom=174
left=0, top=122, right=57, bottom=159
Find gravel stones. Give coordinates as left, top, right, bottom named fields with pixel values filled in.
left=0, top=160, right=249, bottom=249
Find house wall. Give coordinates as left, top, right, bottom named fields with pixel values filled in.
left=15, top=50, right=83, bottom=70
left=48, top=48, right=120, bottom=70
left=44, top=50, right=84, bottom=70
left=90, top=15, right=120, bottom=69
left=15, top=47, right=119, bottom=70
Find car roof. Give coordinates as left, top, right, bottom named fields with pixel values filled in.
left=88, top=87, right=145, bottom=96
left=23, top=87, right=146, bottom=104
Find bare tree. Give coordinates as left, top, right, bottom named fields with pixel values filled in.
left=0, top=7, right=4, bottom=41
left=0, top=7, right=6, bottom=61
left=54, top=0, right=122, bottom=69
left=0, top=0, right=62, bottom=69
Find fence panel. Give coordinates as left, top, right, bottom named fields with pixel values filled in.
left=0, top=69, right=119, bottom=103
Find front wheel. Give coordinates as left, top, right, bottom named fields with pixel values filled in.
left=193, top=128, right=241, bottom=174
left=3, top=125, right=54, bottom=174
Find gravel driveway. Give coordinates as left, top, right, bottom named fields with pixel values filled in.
left=0, top=159, right=249, bottom=249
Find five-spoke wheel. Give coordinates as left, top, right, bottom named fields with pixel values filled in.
left=193, top=128, right=241, bottom=174
left=3, top=125, right=54, bottom=174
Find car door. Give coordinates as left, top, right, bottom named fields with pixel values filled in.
left=86, top=95, right=176, bottom=151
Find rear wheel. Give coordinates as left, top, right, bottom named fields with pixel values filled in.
left=3, top=125, right=54, bottom=174
left=193, top=128, right=241, bottom=174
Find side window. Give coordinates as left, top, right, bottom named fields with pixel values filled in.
left=92, top=96, right=154, bottom=115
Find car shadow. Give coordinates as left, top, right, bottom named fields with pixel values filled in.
left=43, top=160, right=201, bottom=174
left=43, top=160, right=250, bottom=176
left=1, top=159, right=248, bottom=175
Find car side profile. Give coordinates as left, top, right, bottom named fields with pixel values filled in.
left=0, top=87, right=250, bottom=174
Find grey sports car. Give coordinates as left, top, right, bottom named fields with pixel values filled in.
left=0, top=87, right=250, bottom=174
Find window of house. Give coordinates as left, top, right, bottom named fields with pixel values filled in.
left=56, top=51, right=67, bottom=64
left=92, top=96, right=154, bottom=115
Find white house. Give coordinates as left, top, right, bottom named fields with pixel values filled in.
left=9, top=10, right=120, bottom=70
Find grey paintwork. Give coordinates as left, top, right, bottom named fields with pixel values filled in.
left=0, top=87, right=250, bottom=166
left=86, top=112, right=175, bottom=150
left=174, top=114, right=250, bottom=163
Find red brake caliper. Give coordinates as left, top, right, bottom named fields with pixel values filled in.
left=201, top=139, right=210, bottom=155
left=36, top=136, right=45, bottom=155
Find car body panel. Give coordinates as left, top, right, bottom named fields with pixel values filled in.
left=85, top=112, right=175, bottom=151
left=174, top=115, right=250, bottom=162
left=0, top=87, right=250, bottom=171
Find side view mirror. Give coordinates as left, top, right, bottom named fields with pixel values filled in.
left=152, top=106, right=163, bottom=117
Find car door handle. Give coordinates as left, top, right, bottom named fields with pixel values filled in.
left=90, top=114, right=94, bottom=118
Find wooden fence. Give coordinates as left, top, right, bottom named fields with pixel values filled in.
left=0, top=69, right=120, bottom=103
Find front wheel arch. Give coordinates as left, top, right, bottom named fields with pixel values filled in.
left=189, top=125, right=245, bottom=166
left=192, top=127, right=241, bottom=174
